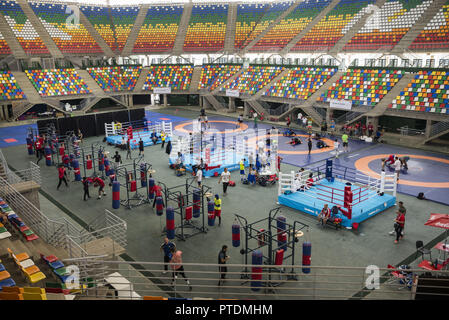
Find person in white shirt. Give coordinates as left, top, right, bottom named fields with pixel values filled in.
left=218, top=168, right=231, bottom=195
left=196, top=167, right=203, bottom=187
left=334, top=139, right=340, bottom=158
left=302, top=117, right=307, bottom=128
left=260, top=153, right=267, bottom=171
left=258, top=140, right=265, bottom=155
left=248, top=153, right=255, bottom=167
left=297, top=113, right=302, bottom=126
left=295, top=168, right=305, bottom=191
left=394, top=157, right=402, bottom=180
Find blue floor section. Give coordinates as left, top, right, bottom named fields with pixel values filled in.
left=106, top=133, right=170, bottom=149
left=278, top=179, right=396, bottom=228
left=334, top=144, right=449, bottom=206
left=0, top=124, right=37, bottom=148
left=145, top=110, right=188, bottom=124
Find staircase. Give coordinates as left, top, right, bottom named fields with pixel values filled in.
left=172, top=3, right=193, bottom=55
left=239, top=0, right=300, bottom=54
left=331, top=0, right=387, bottom=54
left=249, top=68, right=290, bottom=100
left=203, top=94, right=227, bottom=112
left=189, top=66, right=203, bottom=94
left=133, top=66, right=150, bottom=94
left=121, top=4, right=150, bottom=57
left=0, top=162, right=7, bottom=180
left=223, top=3, right=237, bottom=54
left=391, top=0, right=447, bottom=55
left=0, top=12, right=26, bottom=59
left=79, top=10, right=115, bottom=57
left=11, top=71, right=41, bottom=119
left=423, top=121, right=449, bottom=144
left=281, top=0, right=341, bottom=55
left=247, top=100, right=268, bottom=117
left=16, top=0, right=63, bottom=58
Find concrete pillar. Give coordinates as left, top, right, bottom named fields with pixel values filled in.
left=228, top=97, right=236, bottom=112
left=243, top=101, right=250, bottom=117
left=199, top=95, right=203, bottom=108
left=163, top=94, right=168, bottom=107
left=128, top=94, right=134, bottom=107
left=425, top=119, right=432, bottom=138
left=326, top=108, right=332, bottom=124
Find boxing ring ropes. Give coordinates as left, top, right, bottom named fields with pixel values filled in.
left=278, top=161, right=397, bottom=220
left=104, top=119, right=173, bottom=148
left=170, top=129, right=279, bottom=173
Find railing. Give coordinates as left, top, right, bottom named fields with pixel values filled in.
left=335, top=111, right=363, bottom=124
left=0, top=176, right=83, bottom=248
left=398, top=126, right=425, bottom=136
left=0, top=149, right=41, bottom=185
left=59, top=258, right=449, bottom=300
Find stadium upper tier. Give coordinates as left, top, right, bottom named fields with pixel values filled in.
left=0, top=0, right=447, bottom=55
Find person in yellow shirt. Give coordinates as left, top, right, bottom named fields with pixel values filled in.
left=239, top=158, right=246, bottom=182
left=160, top=131, right=166, bottom=149
left=214, top=194, right=222, bottom=226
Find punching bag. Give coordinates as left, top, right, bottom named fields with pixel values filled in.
left=302, top=241, right=312, bottom=274
left=166, top=207, right=175, bottom=240
left=251, top=250, right=263, bottom=291
left=112, top=181, right=120, bottom=209
left=232, top=224, right=240, bottom=247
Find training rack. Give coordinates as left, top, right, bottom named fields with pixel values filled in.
left=235, top=207, right=309, bottom=292
left=79, top=142, right=108, bottom=178
left=159, top=177, right=210, bottom=241
left=115, top=155, right=152, bottom=209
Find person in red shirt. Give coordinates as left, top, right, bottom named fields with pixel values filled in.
left=368, top=122, right=374, bottom=137
left=286, top=116, right=291, bottom=128
left=318, top=204, right=331, bottom=226
left=35, top=139, right=43, bottom=164
left=362, top=124, right=367, bottom=136
left=305, top=173, right=315, bottom=190
left=394, top=210, right=405, bottom=243
left=277, top=156, right=283, bottom=172
left=93, top=177, right=106, bottom=199
left=57, top=165, right=68, bottom=190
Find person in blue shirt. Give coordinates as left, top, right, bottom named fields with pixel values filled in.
left=160, top=237, right=176, bottom=274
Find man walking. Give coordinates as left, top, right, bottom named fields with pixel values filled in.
left=57, top=165, right=68, bottom=190
left=170, top=247, right=192, bottom=290
left=82, top=176, right=91, bottom=201
left=160, top=237, right=175, bottom=274
left=112, top=151, right=122, bottom=170
left=138, top=138, right=144, bottom=156
left=389, top=202, right=406, bottom=236
left=126, top=139, right=132, bottom=160
left=394, top=208, right=405, bottom=244
left=218, top=245, right=229, bottom=286
left=218, top=167, right=231, bottom=196
left=394, top=156, right=402, bottom=180
left=253, top=112, right=258, bottom=129
left=342, top=132, right=349, bottom=152
left=307, top=138, right=312, bottom=155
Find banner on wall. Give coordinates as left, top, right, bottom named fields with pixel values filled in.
left=330, top=99, right=352, bottom=111
left=154, top=87, right=171, bottom=94
left=226, top=89, right=240, bottom=98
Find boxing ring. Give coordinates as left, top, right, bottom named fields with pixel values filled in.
left=169, top=129, right=279, bottom=177
left=278, top=160, right=398, bottom=229
left=105, top=119, right=173, bottom=149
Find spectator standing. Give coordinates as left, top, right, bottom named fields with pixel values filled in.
left=389, top=202, right=406, bottom=236
left=218, top=168, right=231, bottom=195
left=218, top=245, right=230, bottom=286
left=394, top=210, right=406, bottom=244
left=160, top=237, right=176, bottom=274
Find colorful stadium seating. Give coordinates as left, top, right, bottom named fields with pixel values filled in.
left=344, top=0, right=433, bottom=51
left=389, top=71, right=449, bottom=114
left=0, top=0, right=49, bottom=55
left=0, top=71, right=25, bottom=100
left=80, top=5, right=116, bottom=51
left=29, top=1, right=102, bottom=54
left=410, top=0, right=449, bottom=50
left=293, top=0, right=375, bottom=51
left=264, top=67, right=337, bottom=100
left=222, top=65, right=284, bottom=95
left=87, top=66, right=142, bottom=92
left=235, top=3, right=269, bottom=49
left=25, top=69, right=91, bottom=97
left=319, top=69, right=403, bottom=106
left=251, top=0, right=332, bottom=51
left=142, top=65, right=193, bottom=91
left=198, top=64, right=242, bottom=90
left=0, top=30, right=10, bottom=55
left=183, top=4, right=228, bottom=52
left=241, top=1, right=293, bottom=49
left=133, top=5, right=183, bottom=53
left=111, top=6, right=140, bottom=53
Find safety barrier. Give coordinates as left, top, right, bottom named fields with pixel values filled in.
left=60, top=257, right=449, bottom=300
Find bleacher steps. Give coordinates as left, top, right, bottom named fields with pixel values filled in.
left=75, top=69, right=107, bottom=98
left=0, top=12, right=26, bottom=59
left=391, top=0, right=447, bottom=55
left=121, top=4, right=150, bottom=57
left=223, top=3, right=237, bottom=54
left=172, top=2, right=193, bottom=55
left=281, top=0, right=341, bottom=55
left=331, top=0, right=387, bottom=54
left=16, top=0, right=63, bottom=58
left=239, top=0, right=301, bottom=54
left=210, top=66, right=245, bottom=95
left=248, top=68, right=290, bottom=100
left=133, top=67, right=151, bottom=94
left=189, top=66, right=203, bottom=94
left=423, top=121, right=449, bottom=144
left=246, top=100, right=268, bottom=118
left=78, top=10, right=115, bottom=57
